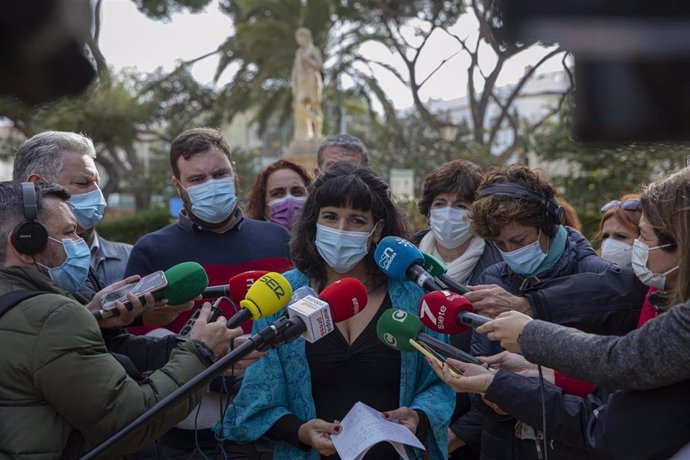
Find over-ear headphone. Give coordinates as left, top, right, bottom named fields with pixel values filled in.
left=11, top=182, right=48, bottom=255
left=477, top=182, right=565, bottom=235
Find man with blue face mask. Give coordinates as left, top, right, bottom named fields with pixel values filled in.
left=125, top=127, right=291, bottom=459
left=13, top=131, right=131, bottom=293
left=0, top=181, right=241, bottom=459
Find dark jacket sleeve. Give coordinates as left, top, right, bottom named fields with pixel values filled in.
left=33, top=299, right=211, bottom=453
left=584, top=380, right=690, bottom=459
left=520, top=300, right=690, bottom=390
left=524, top=268, right=646, bottom=336
left=102, top=327, right=181, bottom=372
left=484, top=370, right=606, bottom=449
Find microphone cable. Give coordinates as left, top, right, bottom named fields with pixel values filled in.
left=538, top=364, right=549, bottom=460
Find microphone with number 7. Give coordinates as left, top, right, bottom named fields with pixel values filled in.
left=376, top=309, right=481, bottom=366
left=268, top=278, right=368, bottom=347
left=419, top=290, right=491, bottom=334
left=374, top=236, right=446, bottom=292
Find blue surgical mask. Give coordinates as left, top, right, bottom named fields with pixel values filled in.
left=429, top=207, right=471, bottom=249
left=184, top=177, right=237, bottom=224
left=69, top=187, right=107, bottom=229
left=37, top=237, right=91, bottom=293
left=499, top=230, right=548, bottom=276
left=315, top=223, right=375, bottom=273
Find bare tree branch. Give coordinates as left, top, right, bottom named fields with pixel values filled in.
left=418, top=50, right=461, bottom=90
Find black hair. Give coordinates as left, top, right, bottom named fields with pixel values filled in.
left=290, top=163, right=408, bottom=290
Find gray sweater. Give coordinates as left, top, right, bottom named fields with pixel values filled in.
left=520, top=298, right=690, bottom=390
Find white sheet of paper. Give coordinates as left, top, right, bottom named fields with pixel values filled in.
left=331, top=401, right=425, bottom=460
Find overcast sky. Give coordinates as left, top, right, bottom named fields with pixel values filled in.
left=98, top=0, right=564, bottom=110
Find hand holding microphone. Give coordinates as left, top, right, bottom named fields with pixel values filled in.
left=418, top=290, right=492, bottom=335
left=188, top=301, right=242, bottom=359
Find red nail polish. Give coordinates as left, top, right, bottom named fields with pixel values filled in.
left=334, top=425, right=341, bottom=433
left=383, top=413, right=389, bottom=419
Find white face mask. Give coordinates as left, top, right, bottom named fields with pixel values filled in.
left=600, top=238, right=633, bottom=268
left=631, top=239, right=678, bottom=290
left=429, top=207, right=471, bottom=249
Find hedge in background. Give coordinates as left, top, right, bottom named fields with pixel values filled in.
left=97, top=208, right=172, bottom=245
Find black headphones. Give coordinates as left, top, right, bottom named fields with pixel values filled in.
left=477, top=182, right=565, bottom=235
left=11, top=182, right=49, bottom=255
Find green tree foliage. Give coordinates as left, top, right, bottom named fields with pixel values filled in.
left=533, top=102, right=689, bottom=218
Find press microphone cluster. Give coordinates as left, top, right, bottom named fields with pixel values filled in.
left=82, top=276, right=368, bottom=459
left=180, top=271, right=290, bottom=337
left=419, top=290, right=491, bottom=334
left=267, top=277, right=368, bottom=347
left=376, top=309, right=480, bottom=365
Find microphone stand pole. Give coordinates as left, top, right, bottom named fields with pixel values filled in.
left=81, top=316, right=291, bottom=460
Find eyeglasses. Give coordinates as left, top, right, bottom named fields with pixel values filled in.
left=600, top=199, right=642, bottom=213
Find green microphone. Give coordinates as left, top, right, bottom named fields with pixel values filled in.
left=422, top=252, right=448, bottom=277
left=96, top=262, right=209, bottom=319
left=376, top=309, right=424, bottom=352
left=162, top=261, right=209, bottom=305
left=420, top=251, right=470, bottom=295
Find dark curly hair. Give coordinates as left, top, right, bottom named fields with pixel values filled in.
left=470, top=164, right=558, bottom=239
left=290, top=163, right=409, bottom=290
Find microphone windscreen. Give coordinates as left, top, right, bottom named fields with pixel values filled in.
left=422, top=252, right=447, bottom=277
left=376, top=309, right=424, bottom=352
left=419, top=290, right=474, bottom=334
left=374, top=236, right=425, bottom=281
left=239, top=272, right=293, bottom=320
left=163, top=261, right=209, bottom=305
left=228, top=270, right=270, bottom=303
left=319, top=278, right=368, bottom=323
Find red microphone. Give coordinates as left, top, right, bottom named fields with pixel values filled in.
left=202, top=270, right=270, bottom=301
left=418, top=290, right=491, bottom=334
left=320, top=277, right=368, bottom=323
left=284, top=277, right=368, bottom=343
left=180, top=270, right=270, bottom=336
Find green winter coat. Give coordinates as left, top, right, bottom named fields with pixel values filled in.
left=0, top=266, right=210, bottom=459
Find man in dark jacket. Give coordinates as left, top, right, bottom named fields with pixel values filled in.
left=0, top=181, right=239, bottom=458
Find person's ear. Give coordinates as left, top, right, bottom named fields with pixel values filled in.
left=26, top=173, right=43, bottom=183
left=172, top=176, right=183, bottom=197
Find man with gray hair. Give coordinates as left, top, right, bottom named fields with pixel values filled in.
left=13, top=131, right=131, bottom=290
left=0, top=181, right=238, bottom=459
left=314, top=133, right=369, bottom=176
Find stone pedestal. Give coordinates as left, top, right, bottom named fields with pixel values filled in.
left=285, top=137, right=322, bottom=175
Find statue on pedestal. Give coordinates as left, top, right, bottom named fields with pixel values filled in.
left=290, top=27, right=323, bottom=145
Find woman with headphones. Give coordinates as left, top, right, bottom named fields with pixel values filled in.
left=459, top=165, right=647, bottom=460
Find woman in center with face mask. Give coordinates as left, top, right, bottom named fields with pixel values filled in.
left=414, top=160, right=502, bottom=459
left=221, top=164, right=454, bottom=460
